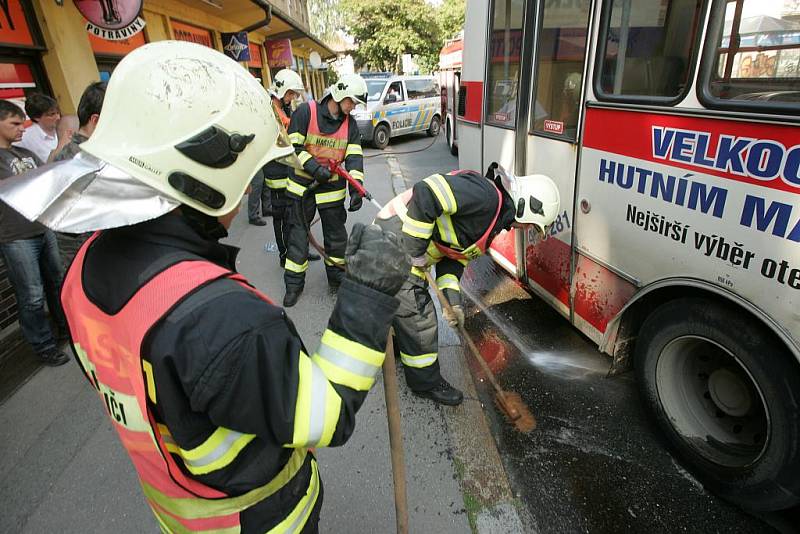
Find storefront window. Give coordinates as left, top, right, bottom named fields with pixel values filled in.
left=485, top=0, right=525, bottom=127
left=703, top=0, right=800, bottom=109
left=597, top=0, right=702, bottom=100
left=530, top=0, right=591, bottom=140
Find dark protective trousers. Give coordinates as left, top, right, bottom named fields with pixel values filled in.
left=270, top=188, right=290, bottom=261
left=283, top=197, right=347, bottom=290
left=248, top=170, right=265, bottom=222
left=392, top=279, right=443, bottom=391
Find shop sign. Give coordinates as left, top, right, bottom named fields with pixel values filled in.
left=0, top=63, right=35, bottom=100
left=89, top=30, right=146, bottom=56
left=221, top=32, right=250, bottom=61
left=0, top=0, right=35, bottom=47
left=248, top=43, right=264, bottom=68
left=266, top=38, right=293, bottom=68
left=74, top=0, right=146, bottom=41
left=171, top=20, right=214, bottom=48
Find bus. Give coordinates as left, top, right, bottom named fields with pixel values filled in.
left=458, top=0, right=800, bottom=512
left=439, top=33, right=463, bottom=155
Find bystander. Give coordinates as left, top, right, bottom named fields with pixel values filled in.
left=14, top=93, right=61, bottom=163
left=53, top=82, right=106, bottom=162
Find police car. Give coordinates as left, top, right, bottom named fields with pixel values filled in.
left=352, top=74, right=442, bottom=149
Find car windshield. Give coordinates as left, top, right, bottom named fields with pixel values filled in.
left=367, top=79, right=388, bottom=101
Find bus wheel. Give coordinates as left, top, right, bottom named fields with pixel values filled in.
left=427, top=115, right=441, bottom=137
left=635, top=297, right=800, bottom=511
left=372, top=124, right=390, bottom=150
left=447, top=120, right=457, bottom=156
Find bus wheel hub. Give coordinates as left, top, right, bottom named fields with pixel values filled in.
left=708, top=368, right=751, bottom=417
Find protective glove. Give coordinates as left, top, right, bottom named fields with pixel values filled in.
left=345, top=223, right=411, bottom=296
left=348, top=194, right=363, bottom=212
left=314, top=166, right=332, bottom=184
left=442, top=304, right=465, bottom=329
left=410, top=255, right=428, bottom=268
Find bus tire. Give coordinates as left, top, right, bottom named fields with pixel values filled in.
left=447, top=120, right=457, bottom=156
left=634, top=297, right=800, bottom=511
left=372, top=124, right=390, bottom=150
left=427, top=115, right=441, bottom=137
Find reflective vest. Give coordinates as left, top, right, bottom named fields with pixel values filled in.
left=61, top=233, right=320, bottom=533
left=293, top=101, right=349, bottom=183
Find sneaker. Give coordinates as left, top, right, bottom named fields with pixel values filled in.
left=283, top=288, right=302, bottom=307
left=249, top=218, right=267, bottom=226
left=413, top=379, right=464, bottom=406
left=39, top=348, right=70, bottom=367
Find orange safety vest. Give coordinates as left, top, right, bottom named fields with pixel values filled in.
left=272, top=96, right=291, bottom=129
left=61, top=233, right=320, bottom=533
left=305, top=100, right=349, bottom=168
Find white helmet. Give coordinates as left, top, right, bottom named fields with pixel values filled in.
left=490, top=163, right=560, bottom=231
left=271, top=69, right=305, bottom=99
left=330, top=73, right=368, bottom=105
left=80, top=40, right=295, bottom=217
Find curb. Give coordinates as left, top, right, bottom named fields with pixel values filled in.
left=386, top=158, right=528, bottom=534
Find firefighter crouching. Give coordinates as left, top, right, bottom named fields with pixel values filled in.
left=0, top=42, right=411, bottom=533
left=283, top=73, right=367, bottom=307
left=375, top=164, right=560, bottom=405
left=264, top=68, right=320, bottom=267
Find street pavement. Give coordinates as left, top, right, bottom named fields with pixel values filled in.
left=0, top=131, right=518, bottom=533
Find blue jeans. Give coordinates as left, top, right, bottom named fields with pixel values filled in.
left=0, top=231, right=66, bottom=354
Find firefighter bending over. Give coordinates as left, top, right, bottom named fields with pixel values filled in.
left=376, top=164, right=560, bottom=405
left=283, top=73, right=367, bottom=307
left=0, top=42, right=410, bottom=533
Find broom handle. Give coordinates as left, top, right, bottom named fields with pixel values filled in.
left=382, top=331, right=408, bottom=534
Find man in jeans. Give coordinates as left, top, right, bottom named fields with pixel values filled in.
left=0, top=100, right=69, bottom=366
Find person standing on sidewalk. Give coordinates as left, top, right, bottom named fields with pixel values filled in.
left=282, top=73, right=367, bottom=307
left=53, top=81, right=106, bottom=162
left=0, top=42, right=410, bottom=533
left=0, top=100, right=69, bottom=366
left=14, top=93, right=61, bottom=163
left=375, top=164, right=560, bottom=405
left=264, top=68, right=319, bottom=267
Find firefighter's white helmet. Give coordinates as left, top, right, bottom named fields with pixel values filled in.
left=271, top=69, right=305, bottom=99
left=330, top=73, right=368, bottom=105
left=490, top=163, right=560, bottom=231
left=80, top=40, right=295, bottom=217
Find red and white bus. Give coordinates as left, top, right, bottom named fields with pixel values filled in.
left=459, top=0, right=800, bottom=511
left=439, top=33, right=463, bottom=155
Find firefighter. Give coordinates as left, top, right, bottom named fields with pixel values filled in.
left=375, top=164, right=560, bottom=405
left=263, top=68, right=319, bottom=266
left=0, top=42, right=411, bottom=532
left=282, top=73, right=367, bottom=307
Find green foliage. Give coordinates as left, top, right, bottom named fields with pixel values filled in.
left=437, top=0, right=465, bottom=42
left=308, top=0, right=344, bottom=43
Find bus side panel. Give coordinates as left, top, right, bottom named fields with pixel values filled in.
left=488, top=228, right=517, bottom=274
left=457, top=0, right=488, bottom=172
left=575, top=107, right=800, bottom=349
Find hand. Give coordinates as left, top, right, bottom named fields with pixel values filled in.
left=348, top=194, right=363, bottom=212
left=410, top=255, right=428, bottom=268
left=314, top=166, right=332, bottom=184
left=345, top=223, right=411, bottom=296
left=442, top=304, right=465, bottom=329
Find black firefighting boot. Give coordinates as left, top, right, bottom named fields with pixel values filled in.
left=413, top=379, right=464, bottom=406
left=283, top=286, right=303, bottom=307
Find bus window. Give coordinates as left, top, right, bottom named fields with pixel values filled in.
left=701, top=0, right=800, bottom=113
left=485, top=0, right=525, bottom=127
left=530, top=0, right=592, bottom=140
left=596, top=0, right=703, bottom=101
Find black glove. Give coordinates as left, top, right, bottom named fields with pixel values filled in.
left=313, top=166, right=332, bottom=184
left=345, top=223, right=410, bottom=296
left=348, top=194, right=363, bottom=212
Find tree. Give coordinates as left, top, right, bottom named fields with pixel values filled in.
left=437, top=0, right=465, bottom=42
left=341, top=0, right=441, bottom=73
left=307, top=0, right=344, bottom=44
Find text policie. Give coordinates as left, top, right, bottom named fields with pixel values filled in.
left=599, top=159, right=800, bottom=291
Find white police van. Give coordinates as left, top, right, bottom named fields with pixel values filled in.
left=352, top=74, right=441, bottom=149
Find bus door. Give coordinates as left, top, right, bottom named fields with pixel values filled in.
left=514, top=0, right=594, bottom=317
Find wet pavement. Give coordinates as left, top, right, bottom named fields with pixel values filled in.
left=457, top=256, right=799, bottom=533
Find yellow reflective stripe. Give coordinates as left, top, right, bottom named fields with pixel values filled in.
left=272, top=459, right=321, bottom=534
left=436, top=213, right=460, bottom=247
left=401, top=215, right=434, bottom=239
left=423, top=174, right=457, bottom=214
left=312, top=329, right=383, bottom=391
left=306, top=134, right=347, bottom=149
left=345, top=144, right=363, bottom=157
left=265, top=177, right=288, bottom=189
left=286, top=180, right=308, bottom=196
left=436, top=274, right=460, bottom=292
left=349, top=169, right=364, bottom=182
left=323, top=255, right=345, bottom=267
left=142, top=360, right=156, bottom=404
left=295, top=168, right=313, bottom=179
left=298, top=151, right=313, bottom=165
left=149, top=505, right=242, bottom=534
left=289, top=132, right=306, bottom=144
left=157, top=424, right=255, bottom=476
left=315, top=189, right=346, bottom=204
left=291, top=353, right=341, bottom=447
left=285, top=258, right=309, bottom=273
left=141, top=448, right=308, bottom=520
left=400, top=352, right=438, bottom=368
left=411, top=266, right=426, bottom=278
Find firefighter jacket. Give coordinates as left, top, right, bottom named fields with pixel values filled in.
left=286, top=95, right=364, bottom=207
left=61, top=211, right=399, bottom=533
left=378, top=170, right=516, bottom=307
left=263, top=96, right=292, bottom=191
